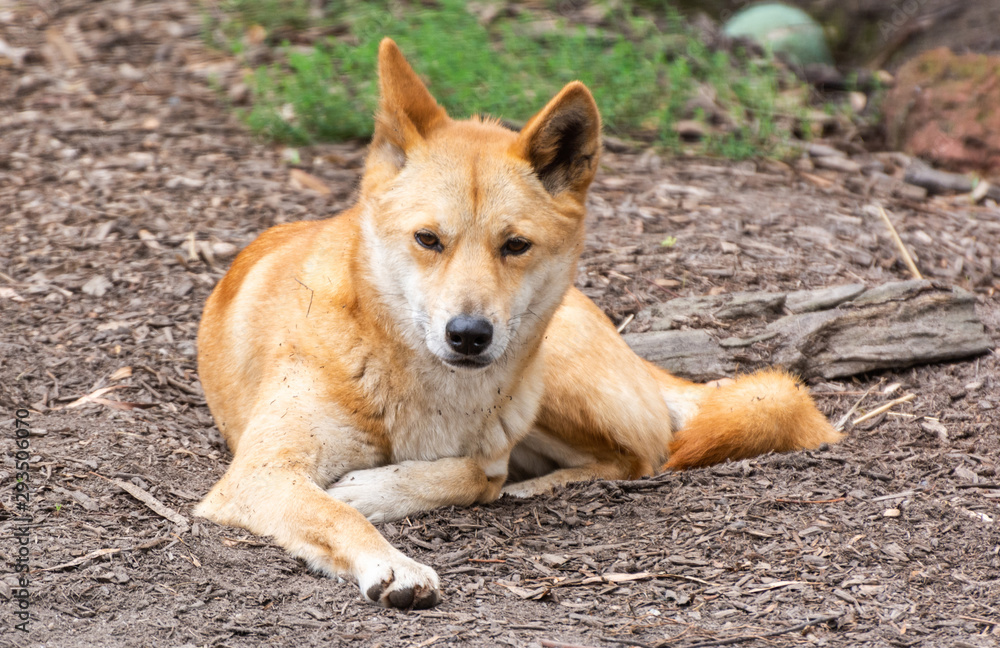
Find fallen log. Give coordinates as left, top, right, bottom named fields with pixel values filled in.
left=624, top=280, right=994, bottom=381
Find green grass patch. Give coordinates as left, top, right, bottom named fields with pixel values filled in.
left=215, top=0, right=814, bottom=158
left=213, top=0, right=313, bottom=44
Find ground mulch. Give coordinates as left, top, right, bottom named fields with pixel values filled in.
left=2, top=2, right=999, bottom=647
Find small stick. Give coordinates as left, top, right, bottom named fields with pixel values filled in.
left=134, top=536, right=171, bottom=551
left=91, top=472, right=190, bottom=530
left=657, top=573, right=720, bottom=587
left=871, top=490, right=916, bottom=502
left=852, top=393, right=915, bottom=425
left=653, top=627, right=693, bottom=646
left=36, top=547, right=122, bottom=572
left=165, top=375, right=201, bottom=395
left=616, top=313, right=635, bottom=333
left=221, top=536, right=271, bottom=547
left=600, top=636, right=659, bottom=648
left=775, top=497, right=847, bottom=504
left=876, top=204, right=923, bottom=280
left=646, top=277, right=682, bottom=298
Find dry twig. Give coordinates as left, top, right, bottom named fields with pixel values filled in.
left=774, top=497, right=847, bottom=505
left=852, top=393, right=916, bottom=425
left=37, top=548, right=121, bottom=572
left=92, top=472, right=190, bottom=530
left=875, top=204, right=922, bottom=279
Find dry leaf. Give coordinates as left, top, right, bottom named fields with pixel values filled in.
left=495, top=581, right=550, bottom=600
left=63, top=385, right=127, bottom=409
left=0, top=286, right=24, bottom=301
left=138, top=229, right=162, bottom=250
left=109, top=366, right=133, bottom=381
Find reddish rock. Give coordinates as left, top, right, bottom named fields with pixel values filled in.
left=884, top=48, right=1000, bottom=177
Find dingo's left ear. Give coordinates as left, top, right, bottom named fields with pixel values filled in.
left=370, top=39, right=448, bottom=170
left=513, top=81, right=601, bottom=199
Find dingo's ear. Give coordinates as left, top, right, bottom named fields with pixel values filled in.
left=513, top=81, right=601, bottom=198
left=370, top=38, right=448, bottom=170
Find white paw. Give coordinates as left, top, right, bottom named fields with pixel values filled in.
left=327, top=466, right=409, bottom=522
left=355, top=551, right=441, bottom=609
left=501, top=481, right=548, bottom=499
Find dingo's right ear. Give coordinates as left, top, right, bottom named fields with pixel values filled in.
left=367, top=39, right=449, bottom=177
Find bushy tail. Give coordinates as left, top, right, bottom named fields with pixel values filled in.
left=662, top=369, right=841, bottom=471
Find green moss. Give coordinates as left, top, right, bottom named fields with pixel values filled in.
left=214, top=0, right=821, bottom=159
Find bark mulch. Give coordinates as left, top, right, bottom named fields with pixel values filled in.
left=2, top=2, right=999, bottom=647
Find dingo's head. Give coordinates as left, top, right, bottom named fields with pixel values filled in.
left=358, top=39, right=601, bottom=371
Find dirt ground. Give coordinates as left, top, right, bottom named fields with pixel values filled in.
left=2, top=2, right=1000, bottom=647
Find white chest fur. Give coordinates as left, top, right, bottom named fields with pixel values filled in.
left=382, top=357, right=544, bottom=468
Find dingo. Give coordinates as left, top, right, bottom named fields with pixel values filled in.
left=195, top=39, right=841, bottom=609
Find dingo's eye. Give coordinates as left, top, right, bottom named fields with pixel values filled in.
left=415, top=230, right=443, bottom=252
left=501, top=237, right=531, bottom=257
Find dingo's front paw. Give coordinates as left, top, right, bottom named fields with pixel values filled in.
left=356, top=552, right=440, bottom=609
left=501, top=480, right=551, bottom=499
left=327, top=465, right=412, bottom=522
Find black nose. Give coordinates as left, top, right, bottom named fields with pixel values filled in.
left=445, top=316, right=493, bottom=356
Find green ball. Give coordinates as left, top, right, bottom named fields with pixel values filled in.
left=723, top=3, right=833, bottom=67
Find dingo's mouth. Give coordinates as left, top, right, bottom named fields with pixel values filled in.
left=441, top=357, right=493, bottom=370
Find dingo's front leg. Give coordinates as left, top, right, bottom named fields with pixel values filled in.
left=194, top=423, right=440, bottom=609
left=327, top=456, right=507, bottom=522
